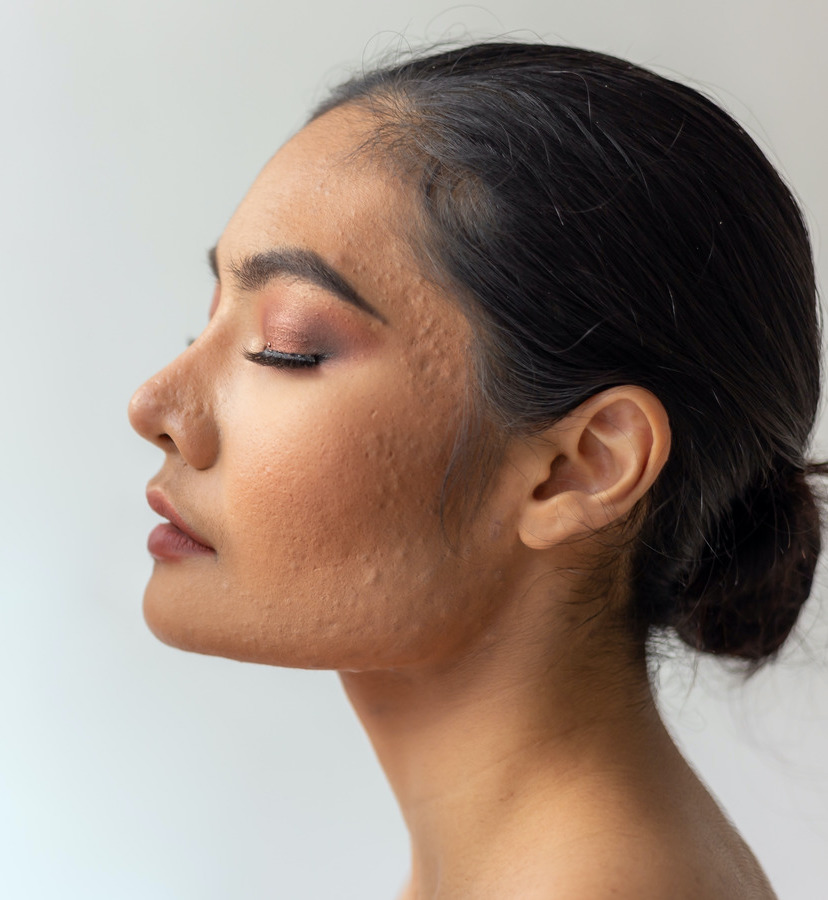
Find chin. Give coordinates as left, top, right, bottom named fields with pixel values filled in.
left=142, top=587, right=222, bottom=658
left=141, top=581, right=353, bottom=669
left=141, top=576, right=479, bottom=673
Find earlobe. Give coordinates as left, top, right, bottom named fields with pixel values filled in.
left=516, top=387, right=671, bottom=551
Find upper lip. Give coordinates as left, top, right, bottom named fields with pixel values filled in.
left=146, top=487, right=214, bottom=550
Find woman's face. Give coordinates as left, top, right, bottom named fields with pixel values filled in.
left=129, top=106, right=525, bottom=671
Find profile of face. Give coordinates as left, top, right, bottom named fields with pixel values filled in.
left=129, top=106, right=535, bottom=672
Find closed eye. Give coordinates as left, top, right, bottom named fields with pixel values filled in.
left=243, top=346, right=327, bottom=369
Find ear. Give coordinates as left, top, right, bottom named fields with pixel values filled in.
left=515, top=387, right=671, bottom=550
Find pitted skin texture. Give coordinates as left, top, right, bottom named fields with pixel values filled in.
left=129, top=107, right=526, bottom=671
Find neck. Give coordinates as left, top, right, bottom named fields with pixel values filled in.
left=340, top=589, right=677, bottom=898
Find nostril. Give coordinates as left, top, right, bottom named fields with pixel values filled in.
left=128, top=381, right=174, bottom=449
left=128, top=365, right=219, bottom=468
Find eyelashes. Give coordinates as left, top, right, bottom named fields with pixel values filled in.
left=243, top=344, right=327, bottom=369
left=184, top=338, right=326, bottom=369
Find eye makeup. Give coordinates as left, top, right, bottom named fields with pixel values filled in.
left=244, top=345, right=327, bottom=369
left=241, top=272, right=384, bottom=378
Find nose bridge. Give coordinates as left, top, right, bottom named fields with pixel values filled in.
left=128, top=342, right=220, bottom=470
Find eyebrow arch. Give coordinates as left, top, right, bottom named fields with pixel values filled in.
left=207, top=245, right=386, bottom=324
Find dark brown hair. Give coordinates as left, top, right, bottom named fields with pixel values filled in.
left=315, top=41, right=826, bottom=664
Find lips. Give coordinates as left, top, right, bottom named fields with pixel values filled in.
left=145, top=488, right=215, bottom=560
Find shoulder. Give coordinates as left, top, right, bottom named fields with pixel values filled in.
left=525, top=826, right=778, bottom=900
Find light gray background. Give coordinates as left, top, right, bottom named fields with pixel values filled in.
left=2, top=1, right=827, bottom=898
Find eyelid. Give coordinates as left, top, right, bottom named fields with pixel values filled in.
left=243, top=345, right=327, bottom=369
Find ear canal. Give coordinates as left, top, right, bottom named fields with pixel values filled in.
left=531, top=456, right=569, bottom=502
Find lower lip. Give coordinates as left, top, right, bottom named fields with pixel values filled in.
left=148, top=523, right=215, bottom=561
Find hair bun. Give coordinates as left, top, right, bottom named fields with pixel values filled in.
left=673, top=462, right=827, bottom=661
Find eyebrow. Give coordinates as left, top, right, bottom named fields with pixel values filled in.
left=208, top=245, right=386, bottom=323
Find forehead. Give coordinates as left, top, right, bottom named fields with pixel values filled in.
left=217, top=104, right=475, bottom=353
left=220, top=107, right=423, bottom=304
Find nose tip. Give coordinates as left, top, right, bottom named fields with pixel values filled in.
left=128, top=356, right=220, bottom=470
left=128, top=378, right=160, bottom=441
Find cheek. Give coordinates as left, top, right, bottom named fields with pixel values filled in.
left=226, top=386, right=454, bottom=561
left=213, top=367, right=470, bottom=665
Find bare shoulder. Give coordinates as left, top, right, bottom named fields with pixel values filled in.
left=524, top=821, right=778, bottom=900
left=525, top=735, right=780, bottom=899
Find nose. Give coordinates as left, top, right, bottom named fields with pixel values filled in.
left=128, top=344, right=220, bottom=470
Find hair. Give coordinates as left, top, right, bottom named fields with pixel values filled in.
left=313, top=41, right=826, bottom=665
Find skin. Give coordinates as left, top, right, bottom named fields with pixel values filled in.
left=129, top=106, right=777, bottom=899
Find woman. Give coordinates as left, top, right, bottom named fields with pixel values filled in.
left=129, top=42, right=823, bottom=898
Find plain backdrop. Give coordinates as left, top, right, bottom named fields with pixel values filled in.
left=1, top=1, right=827, bottom=898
